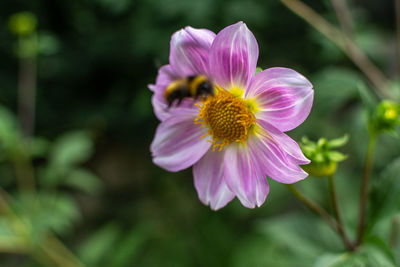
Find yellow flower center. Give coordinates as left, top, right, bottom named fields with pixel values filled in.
left=195, top=89, right=255, bottom=151
left=384, top=108, right=398, bottom=120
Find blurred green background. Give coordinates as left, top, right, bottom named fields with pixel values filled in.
left=0, top=0, right=399, bottom=266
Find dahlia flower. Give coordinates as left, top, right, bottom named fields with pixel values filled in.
left=150, top=22, right=314, bottom=210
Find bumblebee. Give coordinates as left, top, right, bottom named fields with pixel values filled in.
left=164, top=75, right=214, bottom=107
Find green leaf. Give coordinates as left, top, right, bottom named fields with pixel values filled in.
left=50, top=131, right=94, bottom=167
left=312, top=67, right=362, bottom=115
left=361, top=243, right=397, bottom=266
left=327, top=151, right=347, bottom=162
left=78, top=223, right=121, bottom=266
left=38, top=164, right=68, bottom=187
left=313, top=252, right=350, bottom=267
left=0, top=218, right=17, bottom=237
left=29, top=137, right=50, bottom=158
left=108, top=224, right=151, bottom=267
left=370, top=157, right=400, bottom=222
left=255, top=67, right=263, bottom=75
left=314, top=153, right=325, bottom=163
left=364, top=236, right=396, bottom=265
left=0, top=106, right=20, bottom=153
left=38, top=32, right=61, bottom=55
left=357, top=82, right=378, bottom=113
left=317, top=138, right=327, bottom=148
left=29, top=192, right=81, bottom=239
left=64, top=168, right=103, bottom=194
left=327, top=134, right=349, bottom=148
left=314, top=241, right=397, bottom=267
left=234, top=213, right=343, bottom=266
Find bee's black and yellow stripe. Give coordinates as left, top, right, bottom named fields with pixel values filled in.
left=164, top=75, right=213, bottom=107
left=164, top=78, right=188, bottom=98
left=188, top=75, right=209, bottom=97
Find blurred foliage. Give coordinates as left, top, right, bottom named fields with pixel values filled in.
left=0, top=0, right=399, bottom=266
left=0, top=104, right=101, bottom=265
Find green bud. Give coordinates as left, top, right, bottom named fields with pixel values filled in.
left=300, top=135, right=348, bottom=177
left=302, top=161, right=337, bottom=178
left=8, top=12, right=37, bottom=36
left=369, top=100, right=400, bottom=135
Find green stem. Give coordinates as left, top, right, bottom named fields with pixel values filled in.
left=328, top=175, right=355, bottom=251
left=286, top=184, right=354, bottom=251
left=38, top=234, right=85, bottom=267
left=330, top=0, right=354, bottom=39
left=356, top=134, right=377, bottom=245
left=0, top=237, right=28, bottom=254
left=390, top=216, right=399, bottom=249
left=13, top=151, right=36, bottom=196
left=18, top=35, right=37, bottom=137
left=396, top=0, right=400, bottom=78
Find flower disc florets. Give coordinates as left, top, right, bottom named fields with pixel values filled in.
left=196, top=89, right=255, bottom=151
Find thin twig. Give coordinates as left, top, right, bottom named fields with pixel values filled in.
left=0, top=237, right=28, bottom=254
left=328, top=175, right=355, bottom=251
left=286, top=184, right=354, bottom=251
left=280, top=0, right=391, bottom=99
left=18, top=57, right=36, bottom=137
left=330, top=0, right=354, bottom=39
left=47, top=233, right=84, bottom=267
left=13, top=151, right=36, bottom=195
left=390, top=216, right=399, bottom=248
left=396, top=0, right=400, bottom=79
left=39, top=235, right=85, bottom=267
left=356, top=134, right=376, bottom=245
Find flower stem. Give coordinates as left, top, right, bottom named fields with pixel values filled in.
left=18, top=37, right=37, bottom=137
left=356, top=134, right=376, bottom=245
left=286, top=184, right=354, bottom=251
left=13, top=151, right=36, bottom=196
left=390, top=216, right=399, bottom=249
left=330, top=0, right=354, bottom=40
left=396, top=0, right=400, bottom=78
left=328, top=175, right=355, bottom=251
left=38, top=233, right=85, bottom=267
left=280, top=0, right=391, bottom=99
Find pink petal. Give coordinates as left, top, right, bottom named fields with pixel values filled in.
left=258, top=119, right=310, bottom=165
left=193, top=150, right=235, bottom=210
left=149, top=65, right=178, bottom=121
left=250, top=121, right=309, bottom=184
left=223, top=142, right=269, bottom=208
left=151, top=93, right=199, bottom=122
left=246, top=67, right=313, bottom=132
left=151, top=110, right=211, bottom=172
left=209, top=21, right=259, bottom=90
left=149, top=65, right=177, bottom=93
left=170, top=27, right=216, bottom=77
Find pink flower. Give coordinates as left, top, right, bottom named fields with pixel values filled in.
left=150, top=22, right=314, bottom=210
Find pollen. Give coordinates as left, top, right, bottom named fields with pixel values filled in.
left=195, top=89, right=255, bottom=151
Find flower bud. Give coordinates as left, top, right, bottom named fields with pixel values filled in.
left=368, top=100, right=400, bottom=135
left=8, top=12, right=37, bottom=36
left=300, top=135, right=348, bottom=177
